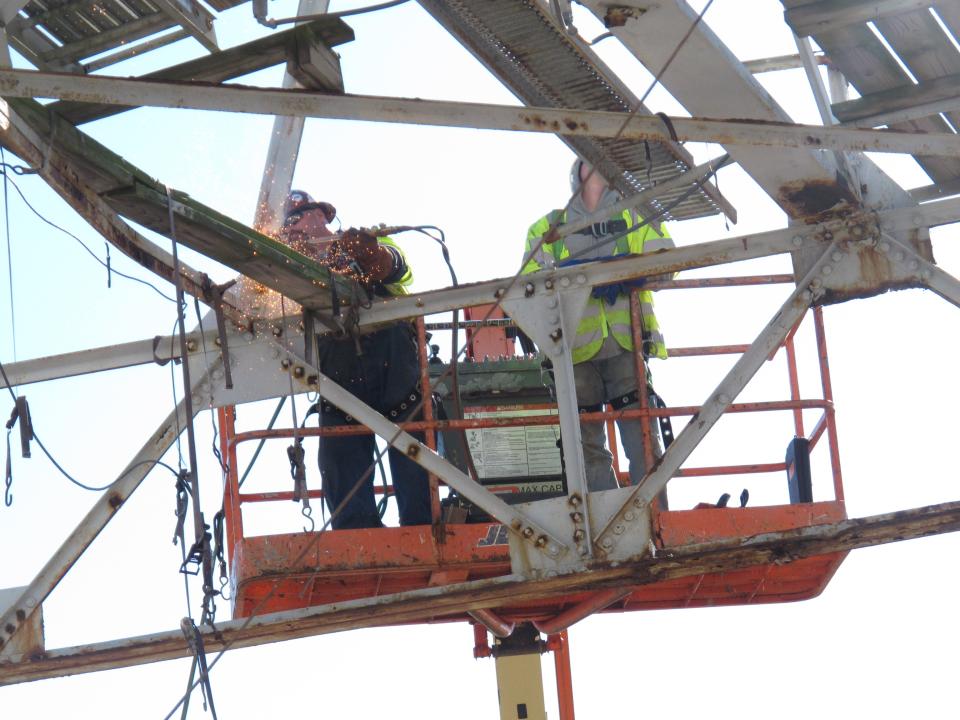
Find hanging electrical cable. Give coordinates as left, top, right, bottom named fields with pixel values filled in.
left=162, top=4, right=719, bottom=712
left=1, top=149, right=18, bottom=365
left=0, top=163, right=176, bottom=303
left=165, top=186, right=217, bottom=626
left=256, top=0, right=410, bottom=28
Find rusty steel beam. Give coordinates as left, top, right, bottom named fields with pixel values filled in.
left=0, top=70, right=956, bottom=158
left=3, top=499, right=959, bottom=685
left=358, top=197, right=960, bottom=328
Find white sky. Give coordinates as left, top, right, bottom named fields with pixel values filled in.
left=1, top=1, right=959, bottom=718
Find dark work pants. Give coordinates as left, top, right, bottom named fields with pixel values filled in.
left=317, top=323, right=432, bottom=529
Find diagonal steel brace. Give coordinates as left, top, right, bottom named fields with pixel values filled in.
left=0, top=367, right=214, bottom=652
left=592, top=240, right=841, bottom=555
left=879, top=231, right=960, bottom=311
left=274, top=342, right=574, bottom=562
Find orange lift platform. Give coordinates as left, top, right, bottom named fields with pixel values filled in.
left=217, top=275, right=847, bottom=634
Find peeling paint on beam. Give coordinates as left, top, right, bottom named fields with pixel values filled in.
left=2, top=499, right=959, bottom=685
left=0, top=70, right=956, bottom=157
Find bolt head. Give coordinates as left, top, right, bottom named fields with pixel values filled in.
left=576, top=273, right=587, bottom=285
left=614, top=524, right=625, bottom=535
left=717, top=393, right=730, bottom=404
left=624, top=510, right=636, bottom=521
left=821, top=265, right=832, bottom=275
left=792, top=235, right=803, bottom=247
left=895, top=251, right=905, bottom=262
left=909, top=260, right=920, bottom=271
left=831, top=251, right=843, bottom=262
left=879, top=242, right=890, bottom=253
left=560, top=277, right=571, bottom=288
left=600, top=538, right=613, bottom=549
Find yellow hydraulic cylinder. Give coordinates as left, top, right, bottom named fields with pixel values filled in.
left=495, top=650, right=547, bottom=720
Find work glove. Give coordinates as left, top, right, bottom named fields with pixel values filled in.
left=591, top=278, right=647, bottom=305
left=555, top=259, right=646, bottom=305
left=324, top=228, right=377, bottom=279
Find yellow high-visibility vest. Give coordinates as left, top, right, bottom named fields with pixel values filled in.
left=522, top=209, right=671, bottom=363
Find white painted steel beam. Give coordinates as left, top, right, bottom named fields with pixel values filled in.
left=0, top=332, right=214, bottom=387
left=880, top=230, right=960, bottom=310
left=360, top=198, right=960, bottom=327
left=743, top=53, right=829, bottom=74
left=593, top=242, right=840, bottom=555
left=253, top=0, right=329, bottom=235
left=5, top=198, right=959, bottom=391
left=579, top=0, right=915, bottom=220
left=0, top=70, right=956, bottom=157
left=0, top=369, right=213, bottom=653
left=785, top=0, right=934, bottom=38
left=4, top=499, right=960, bottom=684
left=152, top=0, right=218, bottom=53
left=844, top=97, right=960, bottom=129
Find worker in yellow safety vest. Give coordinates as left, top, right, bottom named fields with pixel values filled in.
left=281, top=190, right=431, bottom=529
left=522, top=159, right=675, bottom=493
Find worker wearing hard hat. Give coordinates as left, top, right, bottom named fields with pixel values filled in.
left=281, top=191, right=432, bottom=529
left=522, top=160, right=674, bottom=493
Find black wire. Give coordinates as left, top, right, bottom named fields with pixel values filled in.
left=267, top=0, right=410, bottom=26
left=238, top=397, right=287, bottom=489
left=162, top=6, right=719, bottom=713
left=0, top=338, right=183, bottom=493
left=0, top=165, right=176, bottom=303
left=193, top=297, right=226, bottom=474
left=167, top=315, right=186, bottom=470
left=1, top=150, right=18, bottom=364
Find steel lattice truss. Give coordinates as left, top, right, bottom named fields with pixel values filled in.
left=1, top=0, right=960, bottom=685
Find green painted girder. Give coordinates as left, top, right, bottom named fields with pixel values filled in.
left=8, top=96, right=357, bottom=312
left=49, top=18, right=355, bottom=125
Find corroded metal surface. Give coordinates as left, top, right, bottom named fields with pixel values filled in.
left=6, top=499, right=960, bottom=685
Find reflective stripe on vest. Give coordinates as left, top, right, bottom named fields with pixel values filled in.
left=523, top=208, right=669, bottom=362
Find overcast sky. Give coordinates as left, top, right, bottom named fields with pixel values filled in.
left=1, top=1, right=958, bottom=718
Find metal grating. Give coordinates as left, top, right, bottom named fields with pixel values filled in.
left=4, top=0, right=244, bottom=71
left=417, top=0, right=736, bottom=224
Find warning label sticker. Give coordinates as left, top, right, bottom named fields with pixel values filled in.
left=463, top=405, right=562, bottom=479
